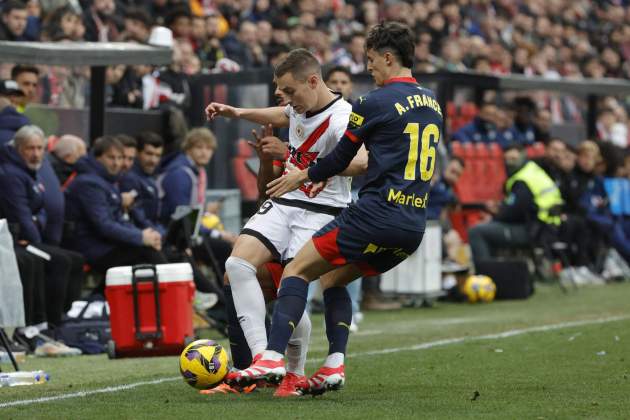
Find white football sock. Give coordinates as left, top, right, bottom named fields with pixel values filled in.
left=323, top=352, right=344, bottom=368
left=262, top=350, right=284, bottom=361
left=286, top=312, right=311, bottom=376
left=225, top=256, right=268, bottom=356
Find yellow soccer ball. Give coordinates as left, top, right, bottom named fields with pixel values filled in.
left=462, top=275, right=497, bottom=303
left=179, top=339, right=229, bottom=390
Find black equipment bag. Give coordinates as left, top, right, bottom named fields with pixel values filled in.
left=476, top=259, right=534, bottom=299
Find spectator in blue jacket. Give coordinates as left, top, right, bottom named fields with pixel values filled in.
left=158, top=127, right=233, bottom=282
left=119, top=131, right=165, bottom=234
left=159, top=127, right=216, bottom=223
left=0, top=125, right=84, bottom=331
left=507, top=97, right=537, bottom=147
left=451, top=101, right=501, bottom=144
left=65, top=136, right=166, bottom=276
left=0, top=80, right=29, bottom=144
left=49, top=134, right=87, bottom=187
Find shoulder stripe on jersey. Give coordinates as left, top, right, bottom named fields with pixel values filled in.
left=297, top=115, right=331, bottom=152
left=344, top=129, right=361, bottom=143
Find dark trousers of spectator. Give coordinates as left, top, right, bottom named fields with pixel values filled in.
left=36, top=244, right=85, bottom=329
left=91, top=245, right=168, bottom=276
left=611, top=219, right=630, bottom=263
left=191, top=236, right=232, bottom=297
left=14, top=247, right=46, bottom=327
left=468, top=221, right=529, bottom=267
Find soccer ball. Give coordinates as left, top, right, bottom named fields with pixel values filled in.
left=462, top=275, right=496, bottom=303
left=179, top=339, right=229, bottom=389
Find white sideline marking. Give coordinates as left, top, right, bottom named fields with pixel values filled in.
left=1, top=315, right=627, bottom=409
left=0, top=377, right=180, bottom=409
left=347, top=315, right=630, bottom=358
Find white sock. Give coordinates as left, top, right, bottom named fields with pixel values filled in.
left=286, top=312, right=311, bottom=376
left=324, top=352, right=344, bottom=368
left=262, top=350, right=284, bottom=361
left=225, top=256, right=268, bottom=356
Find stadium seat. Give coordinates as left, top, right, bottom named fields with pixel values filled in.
left=486, top=143, right=506, bottom=201
left=472, top=143, right=490, bottom=200
left=452, top=142, right=477, bottom=204
left=459, top=102, right=478, bottom=123
left=232, top=139, right=259, bottom=202
left=526, top=142, right=546, bottom=159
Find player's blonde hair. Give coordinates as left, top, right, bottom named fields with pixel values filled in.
left=182, top=127, right=217, bottom=151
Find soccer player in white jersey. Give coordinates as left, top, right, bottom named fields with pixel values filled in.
left=205, top=48, right=367, bottom=397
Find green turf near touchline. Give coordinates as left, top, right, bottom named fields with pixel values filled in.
left=1, top=282, right=629, bottom=419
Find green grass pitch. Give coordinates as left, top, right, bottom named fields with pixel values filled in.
left=1, top=282, right=629, bottom=419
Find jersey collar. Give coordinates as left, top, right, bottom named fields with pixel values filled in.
left=384, top=77, right=418, bottom=85
left=305, top=94, right=342, bottom=118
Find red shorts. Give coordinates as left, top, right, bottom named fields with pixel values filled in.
left=263, top=261, right=284, bottom=291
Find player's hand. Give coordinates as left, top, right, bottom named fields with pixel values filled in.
left=308, top=180, right=326, bottom=198
left=249, top=125, right=288, bottom=161
left=260, top=136, right=288, bottom=160
left=248, top=124, right=272, bottom=159
left=266, top=166, right=309, bottom=198
left=205, top=102, right=239, bottom=120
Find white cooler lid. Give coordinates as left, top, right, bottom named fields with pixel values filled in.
left=105, top=263, right=193, bottom=287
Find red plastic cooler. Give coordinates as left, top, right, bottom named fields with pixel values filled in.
left=105, top=263, right=195, bottom=358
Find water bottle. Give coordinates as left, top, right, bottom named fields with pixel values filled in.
left=0, top=371, right=50, bottom=387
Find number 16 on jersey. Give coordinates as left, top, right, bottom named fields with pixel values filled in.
left=403, top=123, right=439, bottom=181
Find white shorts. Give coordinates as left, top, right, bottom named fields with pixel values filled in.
left=242, top=199, right=341, bottom=262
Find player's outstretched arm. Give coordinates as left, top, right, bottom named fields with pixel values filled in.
left=205, top=102, right=289, bottom=127
left=339, top=144, right=368, bottom=176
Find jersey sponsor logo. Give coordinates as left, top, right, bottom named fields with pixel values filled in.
left=387, top=188, right=429, bottom=208
left=363, top=243, right=409, bottom=258
left=349, top=111, right=364, bottom=127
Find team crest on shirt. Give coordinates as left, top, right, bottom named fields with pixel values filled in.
left=295, top=124, right=305, bottom=139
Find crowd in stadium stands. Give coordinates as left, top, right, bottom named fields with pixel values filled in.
left=0, top=0, right=630, bottom=143
left=1, top=1, right=630, bottom=355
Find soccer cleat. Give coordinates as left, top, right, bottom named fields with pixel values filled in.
left=297, top=365, right=345, bottom=396
left=199, top=382, right=256, bottom=395
left=273, top=372, right=307, bottom=398
left=225, top=353, right=286, bottom=386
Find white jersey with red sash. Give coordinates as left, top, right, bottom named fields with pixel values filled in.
left=279, top=96, right=352, bottom=208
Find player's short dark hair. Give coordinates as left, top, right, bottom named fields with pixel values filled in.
left=274, top=48, right=321, bottom=82
left=2, top=0, right=26, bottom=15
left=324, top=65, right=351, bottom=83
left=136, top=131, right=164, bottom=151
left=116, top=134, right=137, bottom=149
left=11, top=64, right=39, bottom=80
left=93, top=136, right=124, bottom=157
left=366, top=22, right=414, bottom=69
